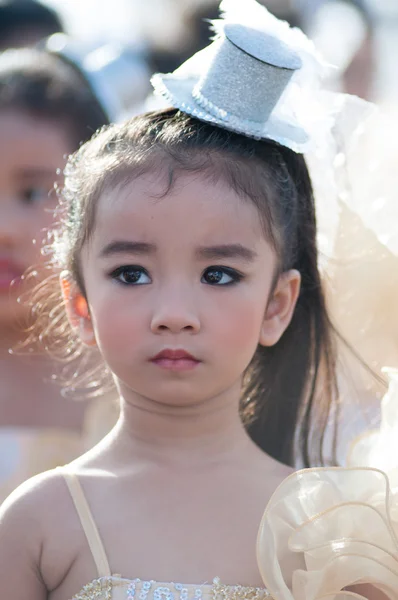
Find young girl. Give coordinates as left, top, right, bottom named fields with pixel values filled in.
left=0, top=2, right=395, bottom=599
left=0, top=46, right=109, bottom=501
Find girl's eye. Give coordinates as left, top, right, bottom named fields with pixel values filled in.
left=20, top=187, right=50, bottom=204
left=201, top=266, right=243, bottom=286
left=110, top=266, right=151, bottom=285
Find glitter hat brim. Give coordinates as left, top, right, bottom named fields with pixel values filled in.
left=151, top=72, right=309, bottom=152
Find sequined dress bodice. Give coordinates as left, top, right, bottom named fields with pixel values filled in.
left=72, top=576, right=270, bottom=600
left=62, top=469, right=271, bottom=600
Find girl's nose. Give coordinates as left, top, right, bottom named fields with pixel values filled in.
left=150, top=287, right=201, bottom=335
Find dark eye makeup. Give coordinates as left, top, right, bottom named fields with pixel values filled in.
left=108, top=265, right=244, bottom=286
left=109, top=265, right=151, bottom=285
left=201, top=266, right=244, bottom=286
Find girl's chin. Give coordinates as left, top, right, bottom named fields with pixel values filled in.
left=119, top=386, right=225, bottom=410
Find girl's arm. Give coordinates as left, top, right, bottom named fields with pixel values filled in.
left=0, top=484, right=47, bottom=598
left=0, top=471, right=71, bottom=599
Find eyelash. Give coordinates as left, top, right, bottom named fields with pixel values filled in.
left=109, top=265, right=150, bottom=285
left=108, top=265, right=244, bottom=286
left=202, top=266, right=243, bottom=286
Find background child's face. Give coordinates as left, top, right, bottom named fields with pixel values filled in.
left=0, top=110, right=71, bottom=327
left=77, top=170, right=298, bottom=407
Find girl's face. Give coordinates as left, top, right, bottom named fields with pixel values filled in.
left=74, top=171, right=300, bottom=407
left=0, top=110, right=71, bottom=326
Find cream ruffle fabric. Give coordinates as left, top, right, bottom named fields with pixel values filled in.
left=257, top=467, right=398, bottom=599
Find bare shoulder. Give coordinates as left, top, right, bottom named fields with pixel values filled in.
left=0, top=467, right=67, bottom=542
left=0, top=468, right=80, bottom=596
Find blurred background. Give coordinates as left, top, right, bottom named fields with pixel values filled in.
left=2, top=0, right=398, bottom=108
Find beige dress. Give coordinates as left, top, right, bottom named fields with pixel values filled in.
left=61, top=466, right=398, bottom=600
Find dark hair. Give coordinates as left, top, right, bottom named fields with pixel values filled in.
left=0, top=48, right=109, bottom=148
left=0, top=0, right=63, bottom=49
left=38, top=108, right=339, bottom=467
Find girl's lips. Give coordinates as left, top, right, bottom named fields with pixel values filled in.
left=150, top=349, right=201, bottom=372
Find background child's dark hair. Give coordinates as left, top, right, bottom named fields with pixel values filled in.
left=37, top=108, right=340, bottom=468
left=0, top=0, right=63, bottom=50
left=0, top=47, right=109, bottom=148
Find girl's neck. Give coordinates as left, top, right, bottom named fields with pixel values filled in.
left=113, top=381, right=254, bottom=465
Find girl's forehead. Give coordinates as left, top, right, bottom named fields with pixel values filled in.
left=93, top=171, right=265, bottom=243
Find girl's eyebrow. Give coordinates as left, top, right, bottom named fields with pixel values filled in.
left=99, top=241, right=257, bottom=262
left=196, top=244, right=257, bottom=261
left=100, top=241, right=157, bottom=257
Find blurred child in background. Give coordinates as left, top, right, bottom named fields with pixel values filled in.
left=0, top=47, right=109, bottom=502
left=0, top=0, right=63, bottom=50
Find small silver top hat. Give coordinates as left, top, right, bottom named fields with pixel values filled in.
left=152, top=21, right=308, bottom=150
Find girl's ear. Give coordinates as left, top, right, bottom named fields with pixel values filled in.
left=259, top=269, right=301, bottom=347
left=60, top=272, right=96, bottom=347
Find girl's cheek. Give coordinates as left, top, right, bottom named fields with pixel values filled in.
left=92, top=303, right=145, bottom=343
left=229, top=318, right=261, bottom=348
left=215, top=299, right=264, bottom=345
